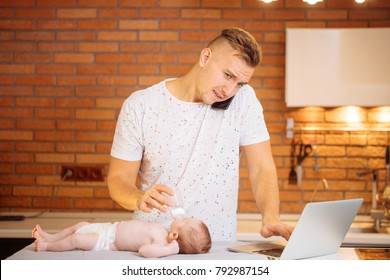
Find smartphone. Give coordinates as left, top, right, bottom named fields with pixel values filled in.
left=211, top=96, right=234, bottom=110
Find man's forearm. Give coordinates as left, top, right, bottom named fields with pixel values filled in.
left=107, top=173, right=142, bottom=211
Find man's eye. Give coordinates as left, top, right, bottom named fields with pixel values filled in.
left=225, top=73, right=232, bottom=79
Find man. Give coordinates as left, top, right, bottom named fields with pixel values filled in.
left=107, top=27, right=293, bottom=241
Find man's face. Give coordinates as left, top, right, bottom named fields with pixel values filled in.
left=197, top=43, right=254, bottom=105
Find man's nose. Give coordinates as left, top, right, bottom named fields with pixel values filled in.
left=222, top=81, right=238, bottom=96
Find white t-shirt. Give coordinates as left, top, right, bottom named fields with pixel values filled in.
left=111, top=79, right=270, bottom=241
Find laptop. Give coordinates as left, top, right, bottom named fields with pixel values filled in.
left=228, top=198, right=363, bottom=260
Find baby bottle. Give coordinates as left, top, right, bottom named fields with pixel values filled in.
left=168, top=187, right=186, bottom=218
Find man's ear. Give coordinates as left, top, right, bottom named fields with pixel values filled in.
left=199, top=48, right=212, bottom=67
left=168, top=232, right=179, bottom=241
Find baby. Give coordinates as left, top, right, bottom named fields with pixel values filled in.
left=32, top=216, right=211, bottom=258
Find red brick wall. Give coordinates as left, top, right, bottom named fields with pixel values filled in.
left=1, top=0, right=389, bottom=214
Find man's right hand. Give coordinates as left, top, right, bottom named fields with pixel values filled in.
left=137, top=185, right=174, bottom=213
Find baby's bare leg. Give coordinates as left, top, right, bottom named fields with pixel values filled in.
left=32, top=222, right=89, bottom=242
left=35, top=232, right=99, bottom=252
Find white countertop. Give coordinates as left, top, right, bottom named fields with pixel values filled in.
left=1, top=212, right=389, bottom=247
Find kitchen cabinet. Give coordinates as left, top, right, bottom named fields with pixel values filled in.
left=285, top=28, right=390, bottom=107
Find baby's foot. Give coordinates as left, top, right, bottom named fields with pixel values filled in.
left=34, top=239, right=48, bottom=252
left=32, top=224, right=42, bottom=239
left=32, top=224, right=51, bottom=241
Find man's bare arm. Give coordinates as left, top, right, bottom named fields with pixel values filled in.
left=107, top=157, right=173, bottom=212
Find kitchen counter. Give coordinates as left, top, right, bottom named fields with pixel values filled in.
left=1, top=212, right=389, bottom=260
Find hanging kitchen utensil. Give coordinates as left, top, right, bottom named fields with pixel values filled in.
left=288, top=140, right=297, bottom=185
left=383, top=145, right=390, bottom=218
left=296, top=141, right=312, bottom=186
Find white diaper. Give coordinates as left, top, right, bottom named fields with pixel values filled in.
left=76, top=222, right=118, bottom=251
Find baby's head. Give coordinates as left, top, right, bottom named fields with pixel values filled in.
left=169, top=217, right=211, bottom=254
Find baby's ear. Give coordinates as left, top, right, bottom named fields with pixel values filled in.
left=168, top=232, right=179, bottom=241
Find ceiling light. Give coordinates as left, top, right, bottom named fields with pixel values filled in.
left=355, top=0, right=366, bottom=3
left=303, top=0, right=323, bottom=4
left=261, top=0, right=277, bottom=3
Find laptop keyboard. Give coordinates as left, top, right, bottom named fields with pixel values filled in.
left=252, top=248, right=284, bottom=258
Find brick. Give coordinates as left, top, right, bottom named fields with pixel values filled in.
left=76, top=109, right=115, bottom=120
left=97, top=76, right=137, bottom=86
left=0, top=152, right=34, bottom=163
left=0, top=53, right=12, bottom=63
left=350, top=10, right=389, bottom=20
left=76, top=131, right=113, bottom=142
left=0, top=75, right=15, bottom=85
left=96, top=98, right=124, bottom=109
left=35, top=131, right=73, bottom=141
left=74, top=198, right=113, bottom=209
left=33, top=197, right=72, bottom=208
left=77, top=65, right=116, bottom=75
left=265, top=10, right=305, bottom=20
left=160, top=0, right=199, bottom=7
left=180, top=31, right=219, bottom=42
left=57, top=9, right=97, bottom=19
left=56, top=31, right=95, bottom=41
left=57, top=120, right=96, bottom=131
left=0, top=20, right=35, bottom=29
left=76, top=86, right=115, bottom=97
left=37, top=0, right=75, bottom=7
left=14, top=53, right=52, bottom=63
left=0, top=64, right=34, bottom=74
left=76, top=154, right=110, bottom=164
left=140, top=8, right=180, bottom=18
left=79, top=42, right=118, bottom=52
left=0, top=130, right=33, bottom=140
left=16, top=119, right=55, bottom=130
left=35, top=87, right=74, bottom=97
left=14, top=186, right=53, bottom=196
left=16, top=9, right=55, bottom=18
left=78, top=0, right=117, bottom=7
left=181, top=9, right=221, bottom=19
left=36, top=65, right=75, bottom=74
left=35, top=108, right=73, bottom=119
left=120, top=42, right=159, bottom=52
left=223, top=9, right=263, bottom=19
left=96, top=142, right=113, bottom=152
left=15, top=31, right=55, bottom=41
left=15, top=142, right=54, bottom=152
left=94, top=187, right=110, bottom=198
left=0, top=197, right=32, bottom=208
left=95, top=54, right=134, bottom=63
left=37, top=20, right=76, bottom=30
left=307, top=10, right=348, bottom=20
left=139, top=31, right=178, bottom=41
left=97, top=31, right=138, bottom=41
left=57, top=76, right=97, bottom=86
left=15, top=75, right=55, bottom=86
left=0, top=108, right=33, bottom=118
left=137, top=54, right=176, bottom=64
left=78, top=20, right=117, bottom=29
left=16, top=97, right=54, bottom=107
left=55, top=53, right=94, bottom=63
left=119, top=20, right=159, bottom=30
left=98, top=9, right=137, bottom=18
left=38, top=42, right=77, bottom=52
left=0, top=42, right=35, bottom=51
left=56, top=98, right=95, bottom=108
left=35, top=153, right=75, bottom=163
left=56, top=142, right=95, bottom=152
left=160, top=19, right=200, bottom=30
left=201, top=20, right=241, bottom=30
left=161, top=65, right=192, bottom=75
left=120, top=0, right=158, bottom=7
left=119, top=65, right=158, bottom=75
